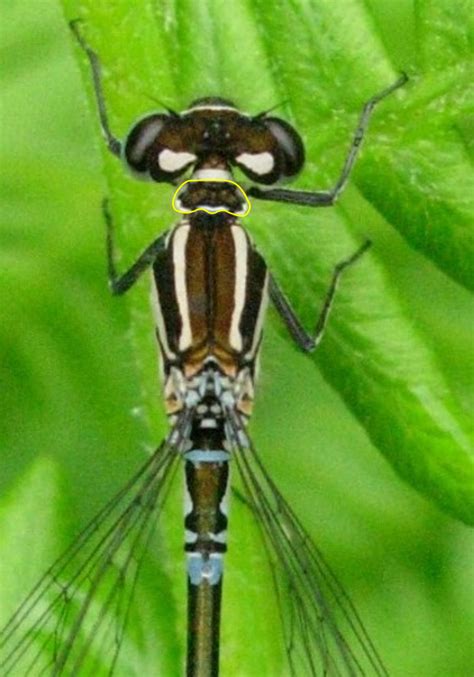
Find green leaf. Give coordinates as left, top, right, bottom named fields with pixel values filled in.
left=0, top=457, right=60, bottom=624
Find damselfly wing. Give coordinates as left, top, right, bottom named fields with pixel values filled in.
left=0, top=21, right=408, bottom=676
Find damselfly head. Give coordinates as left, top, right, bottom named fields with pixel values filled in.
left=123, top=97, right=305, bottom=185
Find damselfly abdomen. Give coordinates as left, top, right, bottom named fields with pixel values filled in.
left=0, top=20, right=408, bottom=676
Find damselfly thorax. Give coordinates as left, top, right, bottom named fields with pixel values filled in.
left=0, top=20, right=408, bottom=677
left=155, top=212, right=267, bottom=386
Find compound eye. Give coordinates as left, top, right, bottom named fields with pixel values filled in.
left=123, top=114, right=169, bottom=176
left=123, top=114, right=197, bottom=182
left=262, top=117, right=305, bottom=178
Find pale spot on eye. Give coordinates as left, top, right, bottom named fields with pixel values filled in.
left=128, top=120, right=164, bottom=164
left=235, top=151, right=274, bottom=175
left=158, top=149, right=196, bottom=172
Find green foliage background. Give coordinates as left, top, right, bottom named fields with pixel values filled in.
left=0, top=0, right=473, bottom=675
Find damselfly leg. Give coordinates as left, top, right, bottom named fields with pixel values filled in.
left=247, top=73, right=408, bottom=208
left=69, top=19, right=121, bottom=157
left=269, top=239, right=372, bottom=352
left=103, top=199, right=168, bottom=296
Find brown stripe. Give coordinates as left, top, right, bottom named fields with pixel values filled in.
left=185, top=225, right=208, bottom=349
left=213, top=226, right=237, bottom=350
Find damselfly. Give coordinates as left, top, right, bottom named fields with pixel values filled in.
left=0, top=21, right=407, bottom=677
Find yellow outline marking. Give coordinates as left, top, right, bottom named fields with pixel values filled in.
left=172, top=179, right=251, bottom=218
